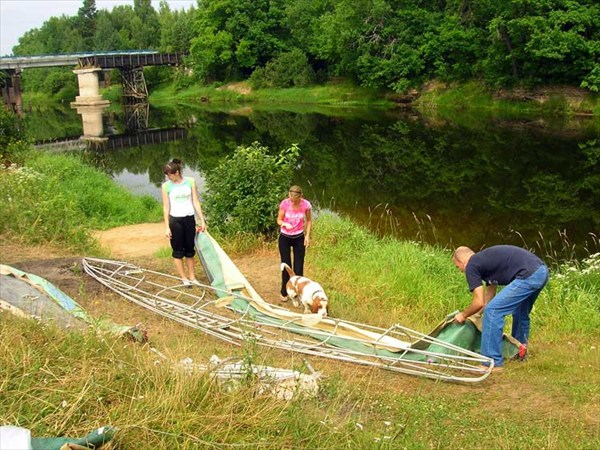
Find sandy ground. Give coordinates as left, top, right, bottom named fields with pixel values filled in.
left=94, top=223, right=284, bottom=303
left=94, top=223, right=166, bottom=259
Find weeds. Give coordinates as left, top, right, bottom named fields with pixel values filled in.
left=0, top=150, right=161, bottom=252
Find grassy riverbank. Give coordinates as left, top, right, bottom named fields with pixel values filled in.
left=1, top=150, right=599, bottom=449
left=416, top=81, right=600, bottom=117
left=19, top=78, right=599, bottom=118
left=147, top=80, right=599, bottom=117
left=0, top=149, right=161, bottom=251
left=150, top=81, right=395, bottom=108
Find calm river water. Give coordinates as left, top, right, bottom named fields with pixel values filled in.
left=28, top=102, right=600, bottom=261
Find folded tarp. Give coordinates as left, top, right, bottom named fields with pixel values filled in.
left=0, top=264, right=146, bottom=343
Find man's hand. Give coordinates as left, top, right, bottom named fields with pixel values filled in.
left=454, top=312, right=467, bottom=324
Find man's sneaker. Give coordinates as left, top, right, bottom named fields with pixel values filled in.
left=280, top=294, right=288, bottom=302
left=512, top=344, right=528, bottom=361
left=189, top=279, right=202, bottom=286
left=182, top=279, right=192, bottom=288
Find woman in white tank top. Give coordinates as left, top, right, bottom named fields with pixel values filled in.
left=162, top=159, right=206, bottom=287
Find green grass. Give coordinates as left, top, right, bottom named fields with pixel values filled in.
left=150, top=81, right=396, bottom=109
left=310, top=212, right=600, bottom=334
left=416, top=81, right=600, bottom=117
left=1, top=300, right=598, bottom=449
left=0, top=148, right=162, bottom=252
left=150, top=83, right=249, bottom=105
left=249, top=83, right=394, bottom=107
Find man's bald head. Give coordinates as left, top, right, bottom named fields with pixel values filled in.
left=453, top=246, right=475, bottom=272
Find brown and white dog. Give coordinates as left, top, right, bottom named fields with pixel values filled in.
left=281, top=263, right=329, bottom=317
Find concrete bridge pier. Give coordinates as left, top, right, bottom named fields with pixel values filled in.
left=1, top=70, right=23, bottom=113
left=70, top=67, right=110, bottom=107
left=73, top=104, right=109, bottom=143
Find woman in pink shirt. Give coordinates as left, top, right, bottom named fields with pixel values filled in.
left=276, top=185, right=312, bottom=301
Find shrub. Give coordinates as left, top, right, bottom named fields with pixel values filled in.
left=581, top=64, right=600, bottom=93
left=204, top=142, right=299, bottom=236
left=0, top=107, right=25, bottom=149
left=250, top=49, right=315, bottom=89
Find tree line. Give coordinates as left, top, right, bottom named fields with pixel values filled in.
left=9, top=0, right=600, bottom=96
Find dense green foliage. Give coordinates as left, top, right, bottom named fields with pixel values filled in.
left=12, top=0, right=196, bottom=95
left=190, top=0, right=600, bottom=91
left=0, top=106, right=25, bottom=150
left=204, top=142, right=299, bottom=236
left=249, top=48, right=315, bottom=89
left=7, top=0, right=600, bottom=97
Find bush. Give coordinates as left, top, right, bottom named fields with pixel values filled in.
left=204, top=142, right=299, bottom=235
left=250, top=49, right=315, bottom=89
left=581, top=64, right=600, bottom=93
left=0, top=107, right=25, bottom=149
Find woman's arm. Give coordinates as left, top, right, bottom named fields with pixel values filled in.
left=162, top=187, right=172, bottom=238
left=277, top=207, right=291, bottom=230
left=304, top=208, right=312, bottom=247
left=191, top=179, right=206, bottom=231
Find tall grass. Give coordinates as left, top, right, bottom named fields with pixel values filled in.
left=0, top=149, right=162, bottom=251
left=416, top=81, right=600, bottom=117
left=150, top=84, right=250, bottom=105
left=309, top=211, right=600, bottom=337
left=1, top=212, right=599, bottom=448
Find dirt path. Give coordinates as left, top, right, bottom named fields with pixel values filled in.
left=95, top=223, right=283, bottom=303
left=94, top=223, right=166, bottom=259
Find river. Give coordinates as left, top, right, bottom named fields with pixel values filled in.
left=28, top=101, right=600, bottom=262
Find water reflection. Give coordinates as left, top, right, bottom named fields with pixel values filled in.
left=31, top=101, right=187, bottom=152
left=25, top=103, right=600, bottom=261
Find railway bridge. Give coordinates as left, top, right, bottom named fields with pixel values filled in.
left=0, top=51, right=184, bottom=112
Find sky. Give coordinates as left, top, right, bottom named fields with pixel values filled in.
left=0, top=0, right=196, bottom=56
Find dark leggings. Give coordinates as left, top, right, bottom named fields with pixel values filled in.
left=169, top=215, right=196, bottom=259
left=279, top=232, right=306, bottom=296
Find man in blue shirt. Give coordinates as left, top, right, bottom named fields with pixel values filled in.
left=452, top=245, right=549, bottom=369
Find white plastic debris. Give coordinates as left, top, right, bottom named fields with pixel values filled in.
left=177, top=355, right=321, bottom=400
left=0, top=426, right=32, bottom=450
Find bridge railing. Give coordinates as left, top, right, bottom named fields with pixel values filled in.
left=0, top=51, right=185, bottom=70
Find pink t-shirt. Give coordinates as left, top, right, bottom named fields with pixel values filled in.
left=279, top=198, right=311, bottom=236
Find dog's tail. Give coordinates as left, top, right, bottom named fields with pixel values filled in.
left=280, top=262, right=295, bottom=277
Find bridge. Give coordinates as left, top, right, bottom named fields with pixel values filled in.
left=0, top=51, right=184, bottom=112
left=35, top=127, right=188, bottom=152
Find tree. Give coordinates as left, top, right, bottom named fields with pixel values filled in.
left=190, top=0, right=288, bottom=81
left=204, top=142, right=299, bottom=235
left=483, top=0, right=600, bottom=88
left=132, top=0, right=161, bottom=49
left=77, top=0, right=97, bottom=50
left=94, top=11, right=126, bottom=51
left=158, top=1, right=196, bottom=53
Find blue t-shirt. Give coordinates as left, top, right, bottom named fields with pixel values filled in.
left=465, top=245, right=544, bottom=292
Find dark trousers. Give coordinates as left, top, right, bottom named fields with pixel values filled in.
left=279, top=232, right=305, bottom=296
left=169, top=215, right=196, bottom=259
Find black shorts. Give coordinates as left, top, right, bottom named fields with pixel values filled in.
left=169, top=215, right=196, bottom=259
